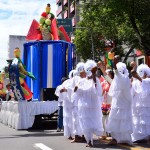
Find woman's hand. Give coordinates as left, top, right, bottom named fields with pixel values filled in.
left=113, top=55, right=120, bottom=69
left=60, top=88, right=67, bottom=93
left=130, top=61, right=137, bottom=71
left=74, top=86, right=78, bottom=92
left=97, top=61, right=107, bottom=76
left=131, top=70, right=142, bottom=82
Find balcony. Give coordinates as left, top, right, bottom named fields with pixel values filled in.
left=56, top=0, right=61, bottom=4
left=64, top=10, right=68, bottom=19
left=56, top=5, right=63, bottom=16
left=70, top=3, right=75, bottom=13
left=63, top=0, right=68, bottom=6
left=72, top=17, right=76, bottom=26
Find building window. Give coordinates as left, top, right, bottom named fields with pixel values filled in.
left=136, top=56, right=145, bottom=65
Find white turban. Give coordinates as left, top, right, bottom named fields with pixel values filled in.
left=106, top=69, right=111, bottom=74
left=68, top=69, right=78, bottom=79
left=73, top=70, right=78, bottom=77
left=76, top=62, right=85, bottom=75
left=84, top=60, right=97, bottom=77
left=116, top=62, right=129, bottom=77
left=137, top=64, right=150, bottom=78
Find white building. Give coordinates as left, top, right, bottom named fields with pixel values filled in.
left=8, top=35, right=26, bottom=59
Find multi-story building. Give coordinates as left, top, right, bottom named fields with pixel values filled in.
left=56, top=0, right=81, bottom=27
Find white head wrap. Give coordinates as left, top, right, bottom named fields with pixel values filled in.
left=137, top=64, right=150, bottom=78
left=68, top=69, right=78, bottom=79
left=106, top=69, right=111, bottom=74
left=73, top=70, right=78, bottom=77
left=116, top=62, right=129, bottom=77
left=84, top=60, right=97, bottom=77
left=76, top=62, right=85, bottom=75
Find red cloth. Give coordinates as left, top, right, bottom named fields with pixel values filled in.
left=101, top=81, right=110, bottom=93
left=99, top=76, right=105, bottom=83
left=21, top=81, right=33, bottom=101
left=26, top=19, right=41, bottom=41
left=59, top=26, right=71, bottom=42
left=51, top=18, right=59, bottom=40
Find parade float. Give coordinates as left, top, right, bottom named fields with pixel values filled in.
left=24, top=3, right=74, bottom=101
left=0, top=3, right=74, bottom=130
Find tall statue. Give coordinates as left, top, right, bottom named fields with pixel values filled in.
left=39, top=3, right=55, bottom=40
left=8, top=47, right=35, bottom=101
left=26, top=3, right=70, bottom=42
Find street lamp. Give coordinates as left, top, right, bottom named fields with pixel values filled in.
left=73, top=26, right=95, bottom=60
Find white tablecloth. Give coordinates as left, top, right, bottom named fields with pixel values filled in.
left=0, top=101, right=58, bottom=130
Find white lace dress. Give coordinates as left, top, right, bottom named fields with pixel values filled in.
left=106, top=70, right=133, bottom=144
left=131, top=78, right=150, bottom=141
left=76, top=77, right=103, bottom=144
left=61, top=79, right=73, bottom=138
left=71, top=76, right=82, bottom=136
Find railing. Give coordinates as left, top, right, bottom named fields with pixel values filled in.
left=56, top=0, right=61, bottom=4
left=63, top=0, right=68, bottom=5
left=64, top=10, right=68, bottom=18
left=70, top=3, right=75, bottom=13
left=56, top=5, right=62, bottom=16
left=72, top=17, right=76, bottom=26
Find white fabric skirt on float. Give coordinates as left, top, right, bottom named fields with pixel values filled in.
left=0, top=101, right=58, bottom=130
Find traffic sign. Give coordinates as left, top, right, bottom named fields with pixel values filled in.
left=57, top=19, right=72, bottom=35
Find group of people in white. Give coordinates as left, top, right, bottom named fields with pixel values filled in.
left=55, top=55, right=150, bottom=147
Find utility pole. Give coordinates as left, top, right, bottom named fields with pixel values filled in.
left=91, top=31, right=94, bottom=60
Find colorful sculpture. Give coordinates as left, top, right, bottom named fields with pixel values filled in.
left=108, top=52, right=115, bottom=60
left=39, top=3, right=55, bottom=40
left=26, top=3, right=70, bottom=42
left=8, top=47, right=35, bottom=101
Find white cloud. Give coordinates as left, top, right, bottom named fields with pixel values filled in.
left=0, top=0, right=57, bottom=70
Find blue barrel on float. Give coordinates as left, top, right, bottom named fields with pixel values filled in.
left=23, top=40, right=75, bottom=100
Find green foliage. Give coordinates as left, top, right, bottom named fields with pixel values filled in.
left=74, top=0, right=150, bottom=60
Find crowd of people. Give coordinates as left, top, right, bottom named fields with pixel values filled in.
left=55, top=55, right=150, bottom=147
left=0, top=82, right=15, bottom=102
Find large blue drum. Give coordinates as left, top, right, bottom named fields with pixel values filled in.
left=23, top=40, right=75, bottom=100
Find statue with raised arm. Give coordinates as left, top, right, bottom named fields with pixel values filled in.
left=8, top=47, right=35, bottom=101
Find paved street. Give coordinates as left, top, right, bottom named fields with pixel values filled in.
left=0, top=121, right=149, bottom=150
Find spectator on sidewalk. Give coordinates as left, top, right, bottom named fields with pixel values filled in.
left=6, top=83, right=15, bottom=101
left=55, top=77, right=68, bottom=132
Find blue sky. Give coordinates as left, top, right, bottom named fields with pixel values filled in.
left=0, top=0, right=57, bottom=70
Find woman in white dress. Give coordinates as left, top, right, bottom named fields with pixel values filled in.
left=106, top=56, right=133, bottom=145
left=71, top=62, right=86, bottom=142
left=131, top=64, right=150, bottom=143
left=75, top=60, right=103, bottom=147
left=60, top=70, right=78, bottom=140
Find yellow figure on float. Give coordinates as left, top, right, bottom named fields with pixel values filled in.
left=14, top=47, right=36, bottom=101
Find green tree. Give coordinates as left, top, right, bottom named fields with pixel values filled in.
left=74, top=0, right=150, bottom=61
